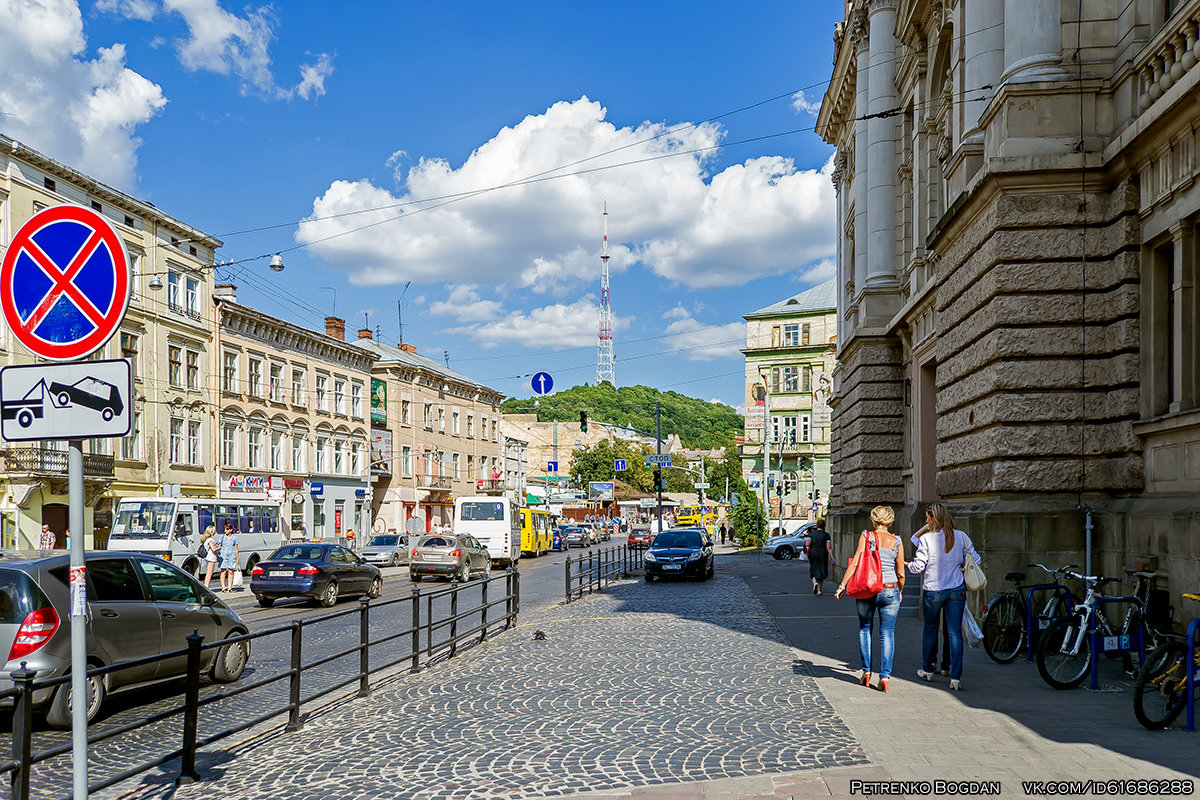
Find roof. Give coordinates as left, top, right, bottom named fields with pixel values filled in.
left=745, top=279, right=836, bottom=318
left=350, top=338, right=502, bottom=397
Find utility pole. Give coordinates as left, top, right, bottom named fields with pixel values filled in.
left=656, top=401, right=663, bottom=532
left=760, top=370, right=770, bottom=540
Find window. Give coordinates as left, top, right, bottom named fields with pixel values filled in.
left=334, top=379, right=346, bottom=414
left=333, top=440, right=345, bottom=474
left=316, top=375, right=328, bottom=411
left=801, top=414, right=812, bottom=443
left=351, top=384, right=363, bottom=418
left=120, top=332, right=139, bottom=380
left=452, top=452, right=460, bottom=480
left=292, top=368, right=305, bottom=406
left=222, top=424, right=238, bottom=466
left=88, top=559, right=146, bottom=602
left=481, top=414, right=488, bottom=439
left=402, top=399, right=412, bottom=426
left=492, top=419, right=498, bottom=442
left=291, top=435, right=305, bottom=472
left=167, top=272, right=181, bottom=310
left=423, top=403, right=433, bottom=429
left=121, top=411, right=141, bottom=460
left=187, top=421, right=200, bottom=465
left=467, top=454, right=474, bottom=480
left=452, top=411, right=460, bottom=435
left=313, top=500, right=326, bottom=538
left=402, top=446, right=412, bottom=476
left=771, top=326, right=782, bottom=347
left=43, top=176, right=55, bottom=191
left=185, top=277, right=199, bottom=318
left=248, top=428, right=263, bottom=469
left=351, top=441, right=362, bottom=475
left=129, top=252, right=142, bottom=301
left=169, top=418, right=183, bottom=463
left=185, top=350, right=199, bottom=390
left=437, top=451, right=446, bottom=479
left=467, top=415, right=474, bottom=438
left=247, top=359, right=261, bottom=398
left=771, top=415, right=798, bottom=445
left=135, top=559, right=199, bottom=605
left=783, top=324, right=800, bottom=347
left=783, top=366, right=799, bottom=393
left=168, top=346, right=182, bottom=387
left=270, top=430, right=283, bottom=470
left=316, top=437, right=328, bottom=472
left=437, top=406, right=445, bottom=432
left=801, top=322, right=811, bottom=346
left=223, top=352, right=238, bottom=392
left=802, top=364, right=813, bottom=393
left=269, top=363, right=283, bottom=402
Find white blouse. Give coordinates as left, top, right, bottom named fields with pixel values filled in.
left=907, top=529, right=980, bottom=591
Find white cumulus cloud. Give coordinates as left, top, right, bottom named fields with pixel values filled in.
left=296, top=96, right=835, bottom=291
left=445, top=298, right=625, bottom=351
left=0, top=0, right=166, bottom=189
left=664, top=314, right=746, bottom=362
left=791, top=89, right=821, bottom=116
left=428, top=285, right=505, bottom=323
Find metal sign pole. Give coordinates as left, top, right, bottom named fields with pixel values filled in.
left=655, top=402, right=663, bottom=532
left=68, top=438, right=88, bottom=798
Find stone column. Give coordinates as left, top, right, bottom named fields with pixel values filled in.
left=1002, top=0, right=1062, bottom=82
left=963, top=0, right=1004, bottom=141
left=832, top=151, right=847, bottom=345
left=852, top=10, right=870, bottom=296
left=866, top=0, right=899, bottom=286
left=1171, top=222, right=1196, bottom=413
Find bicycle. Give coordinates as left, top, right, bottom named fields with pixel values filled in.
left=981, top=563, right=1076, bottom=664
left=1132, top=592, right=1200, bottom=730
left=1036, top=569, right=1160, bottom=690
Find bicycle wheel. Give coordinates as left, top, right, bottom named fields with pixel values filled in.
left=1133, top=638, right=1188, bottom=730
left=1037, top=616, right=1092, bottom=689
left=983, top=594, right=1025, bottom=663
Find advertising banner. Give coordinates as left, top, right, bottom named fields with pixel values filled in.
left=371, top=378, right=387, bottom=424
left=589, top=481, right=615, bottom=500
left=371, top=428, right=393, bottom=476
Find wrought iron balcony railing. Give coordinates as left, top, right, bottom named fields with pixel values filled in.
left=2, top=448, right=115, bottom=478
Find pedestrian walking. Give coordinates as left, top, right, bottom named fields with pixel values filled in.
left=218, top=522, right=241, bottom=592
left=39, top=524, right=56, bottom=550
left=835, top=506, right=904, bottom=692
left=907, top=502, right=981, bottom=691
left=911, top=513, right=950, bottom=676
left=200, top=525, right=219, bottom=588
left=807, top=518, right=834, bottom=595
left=719, top=522, right=727, bottom=545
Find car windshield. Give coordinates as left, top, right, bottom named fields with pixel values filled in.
left=652, top=531, right=703, bottom=548
left=368, top=536, right=399, bottom=547
left=419, top=536, right=453, bottom=548
left=111, top=501, right=176, bottom=539
left=270, top=545, right=328, bottom=561
left=459, top=502, right=504, bottom=521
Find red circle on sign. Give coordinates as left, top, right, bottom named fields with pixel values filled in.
left=0, top=205, right=131, bottom=361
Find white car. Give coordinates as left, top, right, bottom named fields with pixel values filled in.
left=762, top=524, right=816, bottom=560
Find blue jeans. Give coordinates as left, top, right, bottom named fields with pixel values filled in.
left=856, top=587, right=901, bottom=679
left=922, top=583, right=967, bottom=680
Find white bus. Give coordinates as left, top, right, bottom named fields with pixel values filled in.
left=109, top=497, right=286, bottom=577
left=453, top=496, right=520, bottom=567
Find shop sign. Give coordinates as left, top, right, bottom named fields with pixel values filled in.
left=310, top=482, right=324, bottom=496
left=228, top=474, right=266, bottom=491
left=354, top=488, right=367, bottom=497
left=284, top=478, right=305, bottom=489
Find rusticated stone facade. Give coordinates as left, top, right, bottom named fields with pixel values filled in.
left=817, top=0, right=1200, bottom=601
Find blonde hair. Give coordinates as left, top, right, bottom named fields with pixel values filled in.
left=926, top=502, right=956, bottom=553
left=201, top=525, right=216, bottom=541
left=869, top=505, right=895, bottom=527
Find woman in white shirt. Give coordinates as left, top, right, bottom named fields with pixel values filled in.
left=907, top=503, right=981, bottom=690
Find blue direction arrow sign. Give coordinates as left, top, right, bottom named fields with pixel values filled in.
left=547, top=461, right=558, bottom=473
left=645, top=454, right=672, bottom=466
left=531, top=372, right=554, bottom=395
left=614, top=459, right=627, bottom=471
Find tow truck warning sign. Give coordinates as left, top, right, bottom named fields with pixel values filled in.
left=0, top=358, right=131, bottom=442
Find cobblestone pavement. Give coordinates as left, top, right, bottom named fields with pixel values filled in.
left=104, top=571, right=868, bottom=800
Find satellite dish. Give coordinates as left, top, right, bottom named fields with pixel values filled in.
left=405, top=517, right=424, bottom=536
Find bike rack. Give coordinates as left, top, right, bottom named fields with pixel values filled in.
left=1088, top=596, right=1145, bottom=691
left=1186, top=616, right=1199, bottom=732
left=1025, top=585, right=1075, bottom=662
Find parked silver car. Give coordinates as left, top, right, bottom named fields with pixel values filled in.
left=0, top=551, right=249, bottom=729
left=762, top=524, right=817, bottom=560
left=359, top=534, right=409, bottom=567
left=409, top=534, right=491, bottom=582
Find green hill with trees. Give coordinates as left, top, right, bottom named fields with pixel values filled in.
left=500, top=383, right=743, bottom=450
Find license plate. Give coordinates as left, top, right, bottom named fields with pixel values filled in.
left=663, top=564, right=682, bottom=571
left=269, top=570, right=291, bottom=577
left=424, top=553, right=442, bottom=560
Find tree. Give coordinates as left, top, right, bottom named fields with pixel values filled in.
left=730, top=490, right=766, bottom=546
left=707, top=445, right=747, bottom=504
left=569, top=439, right=653, bottom=492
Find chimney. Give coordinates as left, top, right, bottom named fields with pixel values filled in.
left=325, top=316, right=345, bottom=341
left=357, top=328, right=372, bottom=340
left=399, top=343, right=417, bottom=354
left=213, top=283, right=237, bottom=303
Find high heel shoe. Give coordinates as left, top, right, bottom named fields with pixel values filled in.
left=916, top=669, right=933, bottom=682
left=860, top=671, right=871, bottom=687
left=949, top=679, right=961, bottom=691
left=876, top=678, right=889, bottom=693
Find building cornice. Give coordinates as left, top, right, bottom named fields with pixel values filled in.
left=219, top=302, right=378, bottom=374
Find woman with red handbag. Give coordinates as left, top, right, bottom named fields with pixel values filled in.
left=835, top=506, right=905, bottom=692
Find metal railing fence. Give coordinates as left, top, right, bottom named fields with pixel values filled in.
left=564, top=544, right=635, bottom=602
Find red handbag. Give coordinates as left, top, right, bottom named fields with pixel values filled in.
left=844, top=532, right=883, bottom=599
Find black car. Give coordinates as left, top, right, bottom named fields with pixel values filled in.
left=643, top=528, right=714, bottom=582
left=249, top=543, right=382, bottom=608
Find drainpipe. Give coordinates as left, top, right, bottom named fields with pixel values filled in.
left=1084, top=510, right=1093, bottom=577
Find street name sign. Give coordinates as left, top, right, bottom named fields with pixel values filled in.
left=1, top=205, right=131, bottom=361
left=0, top=359, right=131, bottom=442
left=614, top=458, right=627, bottom=471
left=694, top=482, right=711, bottom=489
left=645, top=454, right=672, bottom=466
left=531, top=372, right=554, bottom=395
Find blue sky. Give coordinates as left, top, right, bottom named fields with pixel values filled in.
left=1, top=0, right=843, bottom=407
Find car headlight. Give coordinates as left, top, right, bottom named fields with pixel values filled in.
left=644, top=551, right=657, bottom=563
left=687, top=551, right=702, bottom=561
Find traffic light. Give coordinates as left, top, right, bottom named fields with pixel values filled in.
left=579, top=411, right=588, bottom=432
left=652, top=468, right=663, bottom=492
left=814, top=488, right=821, bottom=502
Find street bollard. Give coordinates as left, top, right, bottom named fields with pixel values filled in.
left=176, top=630, right=204, bottom=785
left=426, top=593, right=434, bottom=659
left=480, top=572, right=489, bottom=643
left=410, top=584, right=421, bottom=673
left=358, top=597, right=371, bottom=698
left=11, top=662, right=36, bottom=800
left=449, top=579, right=459, bottom=657
left=588, top=550, right=595, bottom=595
left=513, top=565, right=521, bottom=621
left=286, top=621, right=303, bottom=732
left=564, top=553, right=572, bottom=603
left=505, top=567, right=514, bottom=627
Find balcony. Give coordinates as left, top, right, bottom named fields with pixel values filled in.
left=474, top=478, right=505, bottom=495
left=417, top=475, right=452, bottom=491
left=2, top=448, right=115, bottom=478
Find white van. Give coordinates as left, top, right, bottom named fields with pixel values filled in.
left=453, top=497, right=521, bottom=566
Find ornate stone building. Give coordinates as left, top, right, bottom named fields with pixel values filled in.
left=817, top=0, right=1200, bottom=593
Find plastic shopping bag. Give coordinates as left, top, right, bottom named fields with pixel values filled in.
left=232, top=569, right=244, bottom=588
left=963, top=605, right=984, bottom=648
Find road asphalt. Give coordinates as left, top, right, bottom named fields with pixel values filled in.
left=100, top=544, right=1197, bottom=800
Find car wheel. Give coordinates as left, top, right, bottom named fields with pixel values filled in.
left=367, top=576, right=382, bottom=598
left=705, top=563, right=715, bottom=580
left=16, top=409, right=33, bottom=428
left=390, top=553, right=401, bottom=567
left=644, top=573, right=655, bottom=583
left=57, top=392, right=71, bottom=407
left=457, top=562, right=471, bottom=583
left=256, top=594, right=275, bottom=608
left=319, top=580, right=339, bottom=607
left=101, top=407, right=114, bottom=422
left=212, top=634, right=249, bottom=682
left=46, top=668, right=105, bottom=729
left=482, top=560, right=492, bottom=580
left=777, top=546, right=795, bottom=561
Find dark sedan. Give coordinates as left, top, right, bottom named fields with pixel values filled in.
left=249, top=543, right=382, bottom=608
left=643, top=528, right=714, bottom=582
left=551, top=529, right=568, bottom=552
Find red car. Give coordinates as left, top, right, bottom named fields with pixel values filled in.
left=628, top=525, right=653, bottom=548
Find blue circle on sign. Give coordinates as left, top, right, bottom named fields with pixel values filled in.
left=531, top=372, right=554, bottom=395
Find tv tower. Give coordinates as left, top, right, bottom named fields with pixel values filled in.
left=596, top=203, right=615, bottom=385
